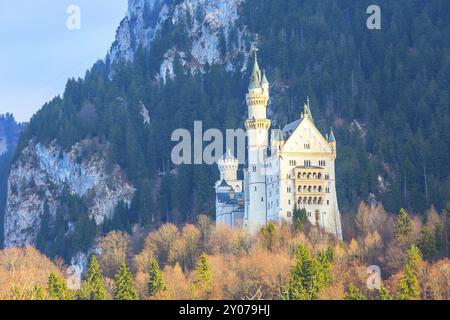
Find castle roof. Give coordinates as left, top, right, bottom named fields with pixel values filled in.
left=218, top=179, right=231, bottom=188
left=328, top=127, right=336, bottom=142
left=248, top=49, right=262, bottom=90
left=282, top=119, right=302, bottom=140
left=261, top=70, right=269, bottom=86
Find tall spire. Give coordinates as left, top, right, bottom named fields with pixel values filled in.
left=304, top=97, right=314, bottom=122
left=248, top=47, right=262, bottom=90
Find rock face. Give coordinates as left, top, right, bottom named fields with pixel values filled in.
left=0, top=114, right=25, bottom=246
left=4, top=140, right=134, bottom=247
left=109, top=0, right=249, bottom=82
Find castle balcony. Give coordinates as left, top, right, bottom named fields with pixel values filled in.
left=293, top=166, right=326, bottom=181
left=245, top=119, right=271, bottom=130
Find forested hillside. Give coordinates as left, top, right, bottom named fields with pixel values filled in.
left=8, top=0, right=450, bottom=259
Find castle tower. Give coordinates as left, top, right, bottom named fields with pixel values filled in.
left=245, top=49, right=271, bottom=233
left=218, top=149, right=239, bottom=182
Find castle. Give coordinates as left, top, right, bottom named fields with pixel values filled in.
left=215, top=51, right=343, bottom=239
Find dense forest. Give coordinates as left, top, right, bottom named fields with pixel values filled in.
left=10, top=0, right=450, bottom=259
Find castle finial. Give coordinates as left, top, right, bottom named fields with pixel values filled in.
left=248, top=47, right=262, bottom=90
left=304, top=96, right=314, bottom=122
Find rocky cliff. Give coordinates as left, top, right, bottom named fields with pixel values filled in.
left=4, top=140, right=134, bottom=247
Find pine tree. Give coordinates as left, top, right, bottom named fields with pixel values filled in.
left=259, top=222, right=276, bottom=251
left=283, top=245, right=330, bottom=300
left=378, top=285, right=392, bottom=300
left=398, top=265, right=420, bottom=300
left=148, top=258, right=166, bottom=297
left=418, top=226, right=437, bottom=260
left=407, top=245, right=423, bottom=273
left=191, top=253, right=212, bottom=298
left=114, top=261, right=138, bottom=300
left=344, top=284, right=366, bottom=300
left=293, top=205, right=308, bottom=231
left=47, top=272, right=73, bottom=300
left=394, top=208, right=412, bottom=238
left=398, top=245, right=422, bottom=300
left=79, top=255, right=108, bottom=300
left=36, top=202, right=51, bottom=254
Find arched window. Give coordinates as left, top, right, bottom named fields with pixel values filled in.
left=298, top=186, right=302, bottom=192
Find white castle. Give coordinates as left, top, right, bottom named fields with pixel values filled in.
left=215, top=51, right=343, bottom=239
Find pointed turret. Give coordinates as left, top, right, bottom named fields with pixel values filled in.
left=248, top=49, right=262, bottom=90
left=261, top=70, right=269, bottom=86
left=328, top=127, right=336, bottom=142
left=245, top=47, right=270, bottom=122
left=329, top=126, right=336, bottom=155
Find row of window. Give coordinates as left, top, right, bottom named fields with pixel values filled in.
left=296, top=185, right=324, bottom=193
left=268, top=196, right=331, bottom=211
left=287, top=186, right=330, bottom=193
left=296, top=172, right=326, bottom=180
left=289, top=160, right=328, bottom=167
left=297, top=197, right=328, bottom=205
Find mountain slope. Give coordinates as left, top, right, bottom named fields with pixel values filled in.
left=5, top=0, right=450, bottom=259
left=0, top=114, right=26, bottom=248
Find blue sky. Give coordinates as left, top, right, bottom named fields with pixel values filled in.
left=0, top=1, right=127, bottom=122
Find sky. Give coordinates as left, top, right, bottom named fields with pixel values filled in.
left=0, top=1, right=128, bottom=122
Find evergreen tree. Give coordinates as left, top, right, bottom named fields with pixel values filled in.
left=191, top=253, right=212, bottom=298
left=79, top=255, right=108, bottom=300
left=114, top=261, right=138, bottom=300
left=398, top=245, right=422, bottom=300
left=378, top=285, right=392, bottom=300
left=293, top=205, right=308, bottom=231
left=259, top=222, right=276, bottom=251
left=394, top=208, right=412, bottom=238
left=148, top=258, right=166, bottom=297
left=47, top=272, right=73, bottom=300
left=434, top=222, right=445, bottom=257
left=284, top=245, right=330, bottom=300
left=418, top=226, right=437, bottom=260
left=407, top=245, right=423, bottom=273
left=344, top=284, right=366, bottom=300
left=398, top=265, right=420, bottom=300
left=36, top=202, right=51, bottom=253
